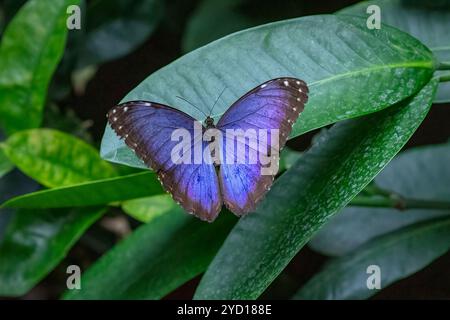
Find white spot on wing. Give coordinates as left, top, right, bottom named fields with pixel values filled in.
left=283, top=80, right=289, bottom=87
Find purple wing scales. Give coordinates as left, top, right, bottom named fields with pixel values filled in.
left=217, top=77, right=309, bottom=215
left=107, top=101, right=222, bottom=222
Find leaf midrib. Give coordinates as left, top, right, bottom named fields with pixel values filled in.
left=309, top=60, right=434, bottom=87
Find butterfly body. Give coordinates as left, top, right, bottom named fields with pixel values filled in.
left=108, top=77, right=308, bottom=222
left=204, top=116, right=216, bottom=129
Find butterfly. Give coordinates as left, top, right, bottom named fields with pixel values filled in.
left=107, top=77, right=308, bottom=222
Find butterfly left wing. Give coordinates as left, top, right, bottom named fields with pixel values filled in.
left=108, top=101, right=222, bottom=222
left=216, top=77, right=308, bottom=215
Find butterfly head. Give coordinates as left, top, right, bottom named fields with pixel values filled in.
left=205, top=116, right=215, bottom=129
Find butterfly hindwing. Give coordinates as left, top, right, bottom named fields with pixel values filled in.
left=108, top=101, right=222, bottom=222
left=216, top=77, right=308, bottom=215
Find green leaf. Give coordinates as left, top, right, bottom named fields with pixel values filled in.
left=0, top=147, right=13, bottom=179
left=63, top=211, right=236, bottom=300
left=310, top=143, right=450, bottom=256
left=76, top=0, right=164, bottom=69
left=294, top=217, right=450, bottom=300
left=193, top=79, right=438, bottom=300
left=0, top=0, right=78, bottom=134
left=122, top=194, right=178, bottom=223
left=2, top=129, right=116, bottom=188
left=279, top=148, right=302, bottom=172
left=339, top=0, right=450, bottom=102
left=100, top=125, right=147, bottom=169
left=100, top=14, right=434, bottom=169
left=2, top=172, right=162, bottom=209
left=0, top=206, right=105, bottom=297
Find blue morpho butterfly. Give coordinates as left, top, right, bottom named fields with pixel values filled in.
left=108, top=77, right=308, bottom=222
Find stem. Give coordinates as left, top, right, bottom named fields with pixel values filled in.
left=361, top=183, right=392, bottom=197
left=438, top=72, right=450, bottom=83
left=437, top=61, right=450, bottom=70
left=350, top=195, right=450, bottom=211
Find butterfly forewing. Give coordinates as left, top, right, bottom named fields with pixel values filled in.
left=107, top=101, right=222, bottom=222
left=216, top=77, right=308, bottom=214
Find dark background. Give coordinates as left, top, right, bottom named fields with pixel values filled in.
left=11, top=0, right=450, bottom=299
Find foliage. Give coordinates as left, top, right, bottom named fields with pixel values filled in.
left=0, top=0, right=449, bottom=299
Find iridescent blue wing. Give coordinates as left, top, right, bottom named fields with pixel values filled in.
left=108, top=101, right=222, bottom=222
left=217, top=77, right=308, bottom=215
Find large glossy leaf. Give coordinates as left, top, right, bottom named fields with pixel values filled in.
left=279, top=148, right=302, bottom=172
left=63, top=211, right=236, bottom=300
left=339, top=0, right=450, bottom=102
left=2, top=172, right=162, bottom=209
left=76, top=0, right=163, bottom=69
left=1, top=129, right=116, bottom=187
left=294, top=217, right=450, bottom=300
left=100, top=14, right=434, bottom=169
left=122, top=194, right=178, bottom=223
left=0, top=0, right=78, bottom=134
left=193, top=79, right=438, bottom=299
left=310, top=144, right=450, bottom=256
left=0, top=206, right=105, bottom=297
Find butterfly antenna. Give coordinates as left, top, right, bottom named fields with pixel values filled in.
left=209, top=87, right=227, bottom=117
left=176, top=96, right=208, bottom=118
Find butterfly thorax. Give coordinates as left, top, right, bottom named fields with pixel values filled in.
left=205, top=116, right=215, bottom=129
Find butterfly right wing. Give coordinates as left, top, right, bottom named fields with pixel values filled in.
left=108, top=101, right=222, bottom=222
left=216, top=78, right=308, bottom=215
